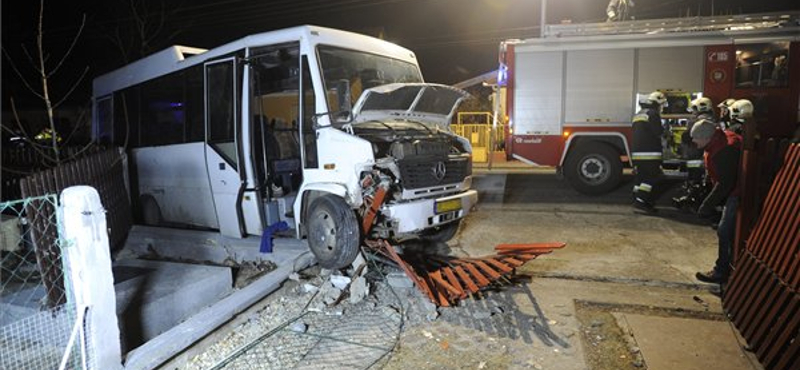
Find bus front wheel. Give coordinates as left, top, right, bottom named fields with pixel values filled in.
left=307, top=195, right=360, bottom=269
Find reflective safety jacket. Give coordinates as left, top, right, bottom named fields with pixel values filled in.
left=698, top=129, right=742, bottom=214
left=631, top=105, right=663, bottom=161
left=34, top=128, right=62, bottom=143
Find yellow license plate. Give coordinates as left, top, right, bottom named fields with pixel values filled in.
left=435, top=199, right=462, bottom=214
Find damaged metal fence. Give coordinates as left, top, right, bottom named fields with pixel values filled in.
left=211, top=299, right=401, bottom=370
left=365, top=239, right=566, bottom=307
left=724, top=143, right=799, bottom=370
left=0, top=195, right=86, bottom=370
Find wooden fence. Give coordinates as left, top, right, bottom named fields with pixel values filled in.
left=724, top=142, right=798, bottom=370
left=19, top=148, right=132, bottom=307
left=2, top=146, right=94, bottom=201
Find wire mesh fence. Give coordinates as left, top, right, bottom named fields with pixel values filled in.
left=1, top=195, right=86, bottom=370
left=209, top=287, right=403, bottom=370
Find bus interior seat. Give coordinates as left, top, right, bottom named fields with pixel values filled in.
left=272, top=158, right=301, bottom=193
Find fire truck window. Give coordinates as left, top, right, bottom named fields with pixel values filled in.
left=735, top=42, right=790, bottom=88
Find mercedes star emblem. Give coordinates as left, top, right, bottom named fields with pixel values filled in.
left=432, top=161, right=447, bottom=182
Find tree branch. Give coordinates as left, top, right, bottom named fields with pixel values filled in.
left=21, top=44, right=39, bottom=71
left=48, top=14, right=87, bottom=78
left=61, top=142, right=98, bottom=163
left=53, top=66, right=90, bottom=109
left=8, top=96, right=57, bottom=163
left=1, top=47, right=45, bottom=99
left=59, top=102, right=90, bottom=147
left=37, top=0, right=60, bottom=163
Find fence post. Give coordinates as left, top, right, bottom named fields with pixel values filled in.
left=60, top=186, right=123, bottom=370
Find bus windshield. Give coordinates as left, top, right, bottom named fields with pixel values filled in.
left=317, top=45, right=423, bottom=116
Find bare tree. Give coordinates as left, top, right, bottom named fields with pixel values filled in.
left=105, top=0, right=187, bottom=64
left=2, top=0, right=89, bottom=164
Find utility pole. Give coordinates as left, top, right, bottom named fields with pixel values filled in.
left=540, top=0, right=547, bottom=37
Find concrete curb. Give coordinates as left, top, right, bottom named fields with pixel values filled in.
left=123, top=249, right=315, bottom=370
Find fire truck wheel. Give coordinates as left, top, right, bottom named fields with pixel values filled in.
left=307, top=195, right=360, bottom=269
left=420, top=220, right=461, bottom=242
left=564, top=143, right=622, bottom=195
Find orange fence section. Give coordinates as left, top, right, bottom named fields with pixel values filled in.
left=724, top=143, right=799, bottom=370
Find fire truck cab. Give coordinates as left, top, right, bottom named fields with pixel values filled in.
left=500, top=12, right=800, bottom=194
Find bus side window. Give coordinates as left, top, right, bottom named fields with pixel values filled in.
left=207, top=61, right=238, bottom=168
left=141, top=72, right=186, bottom=146
left=113, top=89, right=140, bottom=147
left=185, top=65, right=205, bottom=142
left=95, top=97, right=113, bottom=144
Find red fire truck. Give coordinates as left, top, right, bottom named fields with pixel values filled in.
left=499, top=12, right=800, bottom=194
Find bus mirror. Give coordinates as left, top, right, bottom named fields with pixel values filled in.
left=335, top=79, right=352, bottom=121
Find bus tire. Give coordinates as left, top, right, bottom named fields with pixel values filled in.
left=420, top=220, right=461, bottom=243
left=564, top=142, right=622, bottom=195
left=141, top=195, right=162, bottom=226
left=307, top=195, right=360, bottom=269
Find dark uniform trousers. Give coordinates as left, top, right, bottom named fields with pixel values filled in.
left=631, top=106, right=664, bottom=205
left=633, top=158, right=661, bottom=204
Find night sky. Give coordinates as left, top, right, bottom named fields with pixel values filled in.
left=3, top=0, right=800, bottom=109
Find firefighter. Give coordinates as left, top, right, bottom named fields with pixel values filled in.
left=606, top=0, right=634, bottom=22
left=34, top=127, right=63, bottom=144
left=728, top=99, right=753, bottom=135
left=631, top=91, right=667, bottom=213
left=717, top=98, right=737, bottom=132
left=672, top=97, right=714, bottom=211
left=691, top=113, right=744, bottom=285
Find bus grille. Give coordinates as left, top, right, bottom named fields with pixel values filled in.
left=398, top=156, right=469, bottom=190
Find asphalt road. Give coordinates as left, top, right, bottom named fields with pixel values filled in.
left=475, top=170, right=687, bottom=206
left=381, top=171, right=747, bottom=370
left=463, top=171, right=715, bottom=285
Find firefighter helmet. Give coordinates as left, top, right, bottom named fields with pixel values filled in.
left=689, top=97, right=713, bottom=114
left=730, top=99, right=754, bottom=120
left=717, top=98, right=735, bottom=109
left=646, top=91, right=668, bottom=106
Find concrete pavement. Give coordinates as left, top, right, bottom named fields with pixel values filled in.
left=424, top=170, right=763, bottom=370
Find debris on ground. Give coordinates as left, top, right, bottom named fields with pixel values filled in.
left=330, top=274, right=351, bottom=290
left=350, top=275, right=369, bottom=304
left=387, top=271, right=414, bottom=288
left=319, top=280, right=343, bottom=306
left=288, top=320, right=308, bottom=333
left=233, top=261, right=278, bottom=288
left=364, top=239, right=566, bottom=306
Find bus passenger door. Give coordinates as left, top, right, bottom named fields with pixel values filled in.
left=205, top=58, right=245, bottom=237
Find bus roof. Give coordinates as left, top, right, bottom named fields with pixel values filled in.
left=93, top=25, right=418, bottom=97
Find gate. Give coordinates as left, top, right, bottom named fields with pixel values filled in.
left=453, top=112, right=504, bottom=163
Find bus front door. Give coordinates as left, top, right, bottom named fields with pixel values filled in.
left=205, top=58, right=246, bottom=237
